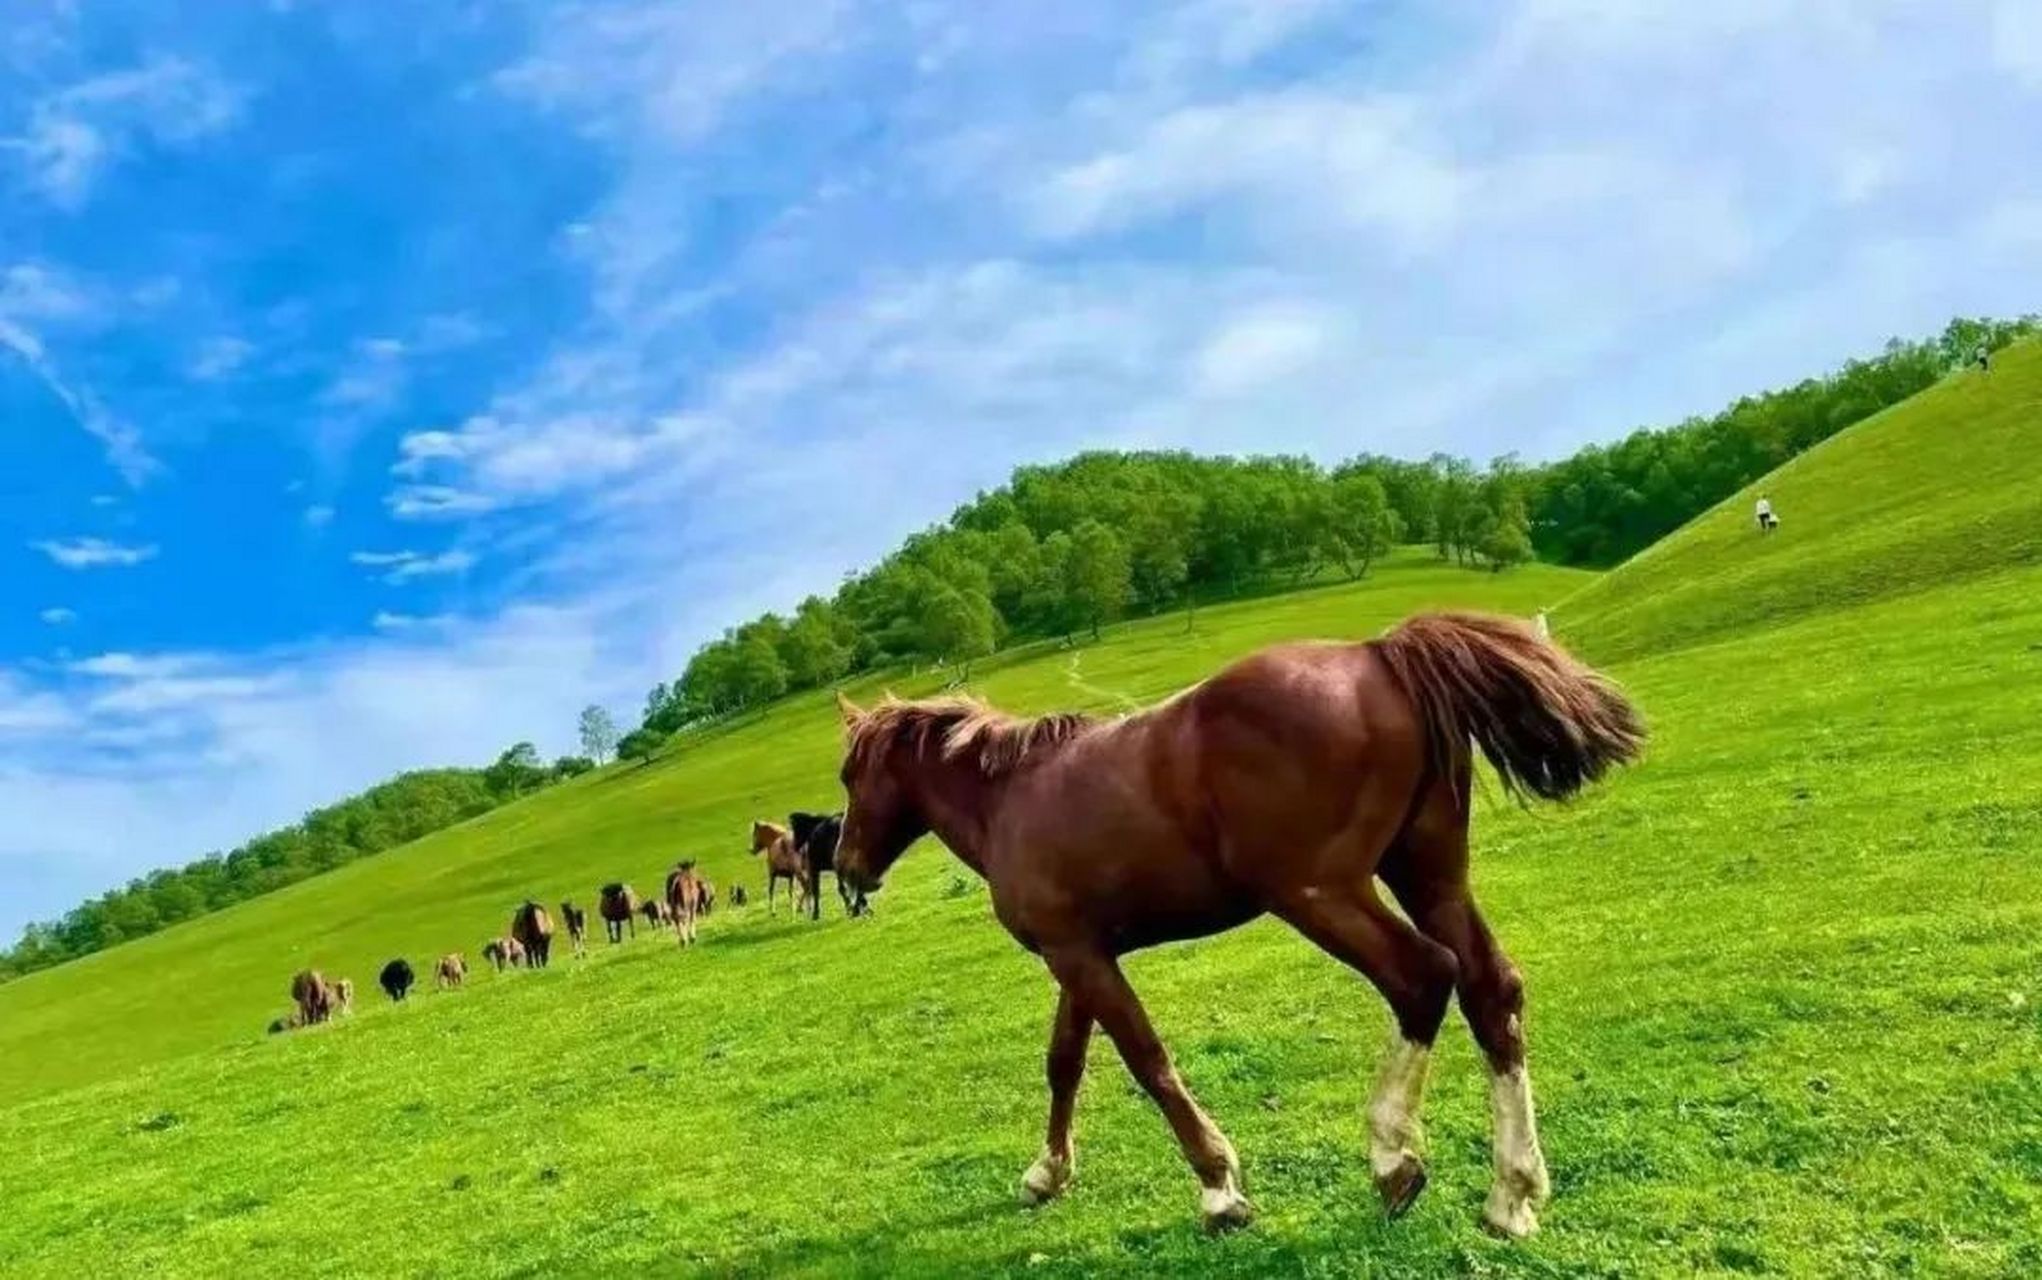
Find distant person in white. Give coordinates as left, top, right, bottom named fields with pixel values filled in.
left=1754, top=496, right=1779, bottom=534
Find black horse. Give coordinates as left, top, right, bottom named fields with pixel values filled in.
left=379, top=958, right=415, bottom=1002
left=790, top=811, right=868, bottom=920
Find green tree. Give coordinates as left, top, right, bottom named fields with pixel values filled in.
left=577, top=704, right=619, bottom=762
left=780, top=596, right=851, bottom=688
left=1066, top=519, right=1132, bottom=640
left=1326, top=470, right=1398, bottom=579
left=730, top=631, right=790, bottom=707
left=485, top=742, right=546, bottom=798
left=616, top=728, right=664, bottom=765
left=1477, top=494, right=1533, bottom=571
left=919, top=583, right=998, bottom=680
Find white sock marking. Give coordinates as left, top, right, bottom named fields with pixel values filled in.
left=1367, top=1036, right=1432, bottom=1179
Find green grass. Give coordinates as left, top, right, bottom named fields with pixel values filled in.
left=4, top=355, right=2042, bottom=1278
left=1560, top=336, right=2042, bottom=662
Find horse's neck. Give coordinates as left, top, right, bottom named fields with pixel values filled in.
left=907, top=753, right=1008, bottom=877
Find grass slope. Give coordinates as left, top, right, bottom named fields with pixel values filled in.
left=8, top=362, right=2042, bottom=1277
left=0, top=552, right=1578, bottom=1106
left=1559, top=337, right=2042, bottom=662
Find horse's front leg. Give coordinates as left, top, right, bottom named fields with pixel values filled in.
left=1045, top=945, right=1251, bottom=1231
left=1021, top=986, right=1091, bottom=1205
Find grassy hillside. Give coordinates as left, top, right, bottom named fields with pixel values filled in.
left=0, top=551, right=1580, bottom=1106
left=5, top=347, right=2042, bottom=1278
left=1559, top=338, right=2042, bottom=661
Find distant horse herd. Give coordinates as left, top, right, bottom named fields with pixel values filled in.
left=268, top=810, right=851, bottom=1033
left=264, top=611, right=1644, bottom=1244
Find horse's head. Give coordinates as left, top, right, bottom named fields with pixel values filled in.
left=749, top=821, right=775, bottom=854
left=834, top=693, right=929, bottom=894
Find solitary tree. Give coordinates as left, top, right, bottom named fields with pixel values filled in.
left=577, top=705, right=619, bottom=763
left=616, top=728, right=664, bottom=766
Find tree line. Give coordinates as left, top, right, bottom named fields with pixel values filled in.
left=634, top=316, right=2033, bottom=737
left=0, top=744, right=596, bottom=982
left=7, top=314, right=2030, bottom=977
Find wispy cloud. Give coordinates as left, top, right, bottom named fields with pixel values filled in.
left=1, top=262, right=158, bottom=484
left=371, top=610, right=452, bottom=632
left=349, top=548, right=478, bottom=583
left=38, top=607, right=77, bottom=626
left=5, top=56, right=240, bottom=207
left=32, top=537, right=159, bottom=569
left=188, top=335, right=253, bottom=381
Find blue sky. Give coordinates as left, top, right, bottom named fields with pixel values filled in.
left=4, top=0, right=2042, bottom=939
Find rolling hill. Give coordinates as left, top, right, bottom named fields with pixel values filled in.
left=4, top=349, right=2041, bottom=1278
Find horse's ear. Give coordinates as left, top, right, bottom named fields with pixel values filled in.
left=835, top=690, right=864, bottom=727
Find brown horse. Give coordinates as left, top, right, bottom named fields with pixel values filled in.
left=289, top=970, right=333, bottom=1026
left=599, top=883, right=638, bottom=943
left=512, top=901, right=555, bottom=968
left=833, top=613, right=1643, bottom=1238
left=482, top=937, right=526, bottom=972
left=750, top=821, right=808, bottom=914
left=641, top=897, right=674, bottom=929
left=666, top=862, right=708, bottom=947
left=436, top=952, right=467, bottom=989
left=561, top=901, right=589, bottom=957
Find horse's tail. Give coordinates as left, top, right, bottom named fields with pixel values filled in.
left=1373, top=612, right=1644, bottom=803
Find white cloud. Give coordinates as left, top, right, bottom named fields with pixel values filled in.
left=1, top=603, right=643, bottom=933
left=1, top=262, right=157, bottom=485
left=303, top=504, right=336, bottom=527
left=188, top=335, right=253, bottom=381
left=67, top=652, right=204, bottom=680
left=1192, top=304, right=1336, bottom=396
left=349, top=548, right=478, bottom=583
left=38, top=607, right=77, bottom=626
left=384, top=484, right=499, bottom=521
left=7, top=57, right=240, bottom=207
left=371, top=610, right=452, bottom=632
left=1029, top=92, right=1470, bottom=252
left=1994, top=0, right=2042, bottom=86
left=31, top=537, right=159, bottom=569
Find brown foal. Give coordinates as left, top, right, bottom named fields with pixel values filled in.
left=749, top=820, right=810, bottom=915
left=833, top=612, right=1643, bottom=1237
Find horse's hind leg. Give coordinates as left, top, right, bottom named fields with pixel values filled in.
left=1043, top=944, right=1249, bottom=1232
left=1380, top=784, right=1550, bottom=1239
left=1272, top=879, right=1457, bottom=1217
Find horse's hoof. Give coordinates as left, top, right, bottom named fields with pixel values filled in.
left=1019, top=1153, right=1073, bottom=1206
left=1482, top=1184, right=1540, bottom=1240
left=1199, top=1185, right=1255, bottom=1233
left=1375, top=1153, right=1428, bottom=1218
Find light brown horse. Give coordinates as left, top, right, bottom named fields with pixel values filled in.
left=289, top=970, right=333, bottom=1025
left=750, top=821, right=808, bottom=914
left=331, top=977, right=355, bottom=1016
left=599, top=883, right=639, bottom=943
left=665, top=862, right=708, bottom=947
left=512, top=901, right=555, bottom=968
left=833, top=613, right=1643, bottom=1238
left=482, top=937, right=526, bottom=972
left=436, top=952, right=467, bottom=989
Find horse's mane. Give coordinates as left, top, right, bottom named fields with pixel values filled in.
left=850, top=695, right=1098, bottom=778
